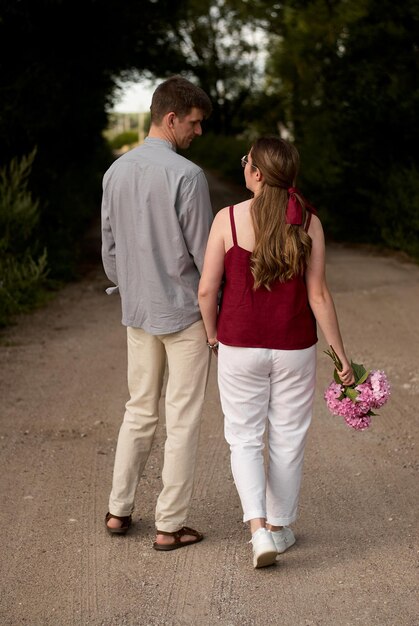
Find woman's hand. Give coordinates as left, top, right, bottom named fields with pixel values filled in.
left=337, top=360, right=355, bottom=386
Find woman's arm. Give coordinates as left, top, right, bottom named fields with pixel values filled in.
left=306, top=215, right=355, bottom=385
left=198, top=209, right=228, bottom=347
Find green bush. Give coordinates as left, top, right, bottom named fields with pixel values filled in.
left=0, top=150, right=49, bottom=327
left=109, top=131, right=139, bottom=150
left=183, top=132, right=250, bottom=186
left=373, top=165, right=419, bottom=260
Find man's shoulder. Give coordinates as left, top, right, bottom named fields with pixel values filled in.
left=144, top=143, right=202, bottom=176
left=104, top=143, right=205, bottom=184
left=170, top=151, right=204, bottom=180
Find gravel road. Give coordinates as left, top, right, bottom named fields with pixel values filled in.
left=1, top=171, right=418, bottom=626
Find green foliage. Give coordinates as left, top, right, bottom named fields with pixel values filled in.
left=183, top=132, right=250, bottom=185
left=0, top=0, right=187, bottom=280
left=0, top=149, right=39, bottom=252
left=372, top=165, right=419, bottom=260
left=1, top=0, right=417, bottom=313
left=173, top=0, right=266, bottom=135
left=0, top=151, right=49, bottom=327
left=109, top=132, right=139, bottom=150
left=260, top=0, right=419, bottom=259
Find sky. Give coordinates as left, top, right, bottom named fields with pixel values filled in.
left=112, top=81, right=156, bottom=113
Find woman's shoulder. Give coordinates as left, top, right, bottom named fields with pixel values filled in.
left=234, top=199, right=252, bottom=212
left=210, top=206, right=231, bottom=239
left=216, top=199, right=251, bottom=214
left=307, top=212, right=325, bottom=246
left=212, top=206, right=230, bottom=228
left=308, top=212, right=322, bottom=231
left=213, top=200, right=250, bottom=223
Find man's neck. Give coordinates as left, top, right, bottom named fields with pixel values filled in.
left=148, top=124, right=176, bottom=148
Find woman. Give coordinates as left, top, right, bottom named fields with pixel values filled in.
left=198, top=136, right=354, bottom=569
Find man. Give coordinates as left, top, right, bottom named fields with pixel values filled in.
left=101, top=76, right=213, bottom=550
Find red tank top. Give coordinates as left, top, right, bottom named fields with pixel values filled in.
left=217, top=205, right=318, bottom=350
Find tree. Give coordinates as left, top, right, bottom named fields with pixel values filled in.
left=0, top=0, right=186, bottom=276
left=172, top=0, right=268, bottom=135
left=0, top=150, right=48, bottom=326
left=260, top=0, right=419, bottom=254
left=330, top=0, right=419, bottom=249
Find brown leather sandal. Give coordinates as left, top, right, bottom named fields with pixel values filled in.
left=105, top=512, right=132, bottom=535
left=152, top=526, right=204, bottom=551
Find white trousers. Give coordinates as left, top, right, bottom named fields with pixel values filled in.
left=218, top=343, right=316, bottom=526
left=108, top=320, right=211, bottom=532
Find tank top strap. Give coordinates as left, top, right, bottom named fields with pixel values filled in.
left=229, top=205, right=238, bottom=246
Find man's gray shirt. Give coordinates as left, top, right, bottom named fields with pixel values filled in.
left=101, top=137, right=213, bottom=334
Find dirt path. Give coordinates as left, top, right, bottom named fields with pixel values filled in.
left=1, top=172, right=418, bottom=626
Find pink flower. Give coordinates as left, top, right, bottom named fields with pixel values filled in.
left=324, top=382, right=344, bottom=414
left=354, top=383, right=375, bottom=414
left=368, top=370, right=391, bottom=408
left=323, top=347, right=390, bottom=431
left=324, top=383, right=367, bottom=418
left=344, top=414, right=372, bottom=431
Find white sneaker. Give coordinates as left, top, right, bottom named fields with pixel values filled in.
left=251, top=528, right=278, bottom=568
left=269, top=527, right=296, bottom=554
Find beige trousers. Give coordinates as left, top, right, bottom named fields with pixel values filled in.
left=108, top=320, right=210, bottom=532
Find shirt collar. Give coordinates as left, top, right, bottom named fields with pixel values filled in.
left=144, top=137, right=176, bottom=152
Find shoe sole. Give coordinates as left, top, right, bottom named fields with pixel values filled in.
left=106, top=526, right=129, bottom=535
left=153, top=536, right=203, bottom=551
left=253, top=549, right=278, bottom=568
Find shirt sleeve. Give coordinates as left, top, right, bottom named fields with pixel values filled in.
left=177, top=170, right=213, bottom=274
left=101, top=177, right=118, bottom=286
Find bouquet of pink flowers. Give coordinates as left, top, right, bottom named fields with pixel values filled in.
left=323, top=345, right=390, bottom=430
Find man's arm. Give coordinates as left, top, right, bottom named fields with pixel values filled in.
left=101, top=181, right=118, bottom=286
left=178, top=170, right=213, bottom=274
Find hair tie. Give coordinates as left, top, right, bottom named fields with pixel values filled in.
left=286, top=187, right=302, bottom=225
left=286, top=187, right=317, bottom=225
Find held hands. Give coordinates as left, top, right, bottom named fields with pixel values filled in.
left=206, top=337, right=219, bottom=357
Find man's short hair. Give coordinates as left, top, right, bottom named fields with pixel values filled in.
left=150, top=76, right=212, bottom=124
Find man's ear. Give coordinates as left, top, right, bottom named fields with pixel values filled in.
left=165, top=112, right=176, bottom=128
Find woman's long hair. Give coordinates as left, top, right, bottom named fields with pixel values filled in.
left=249, top=136, right=312, bottom=290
